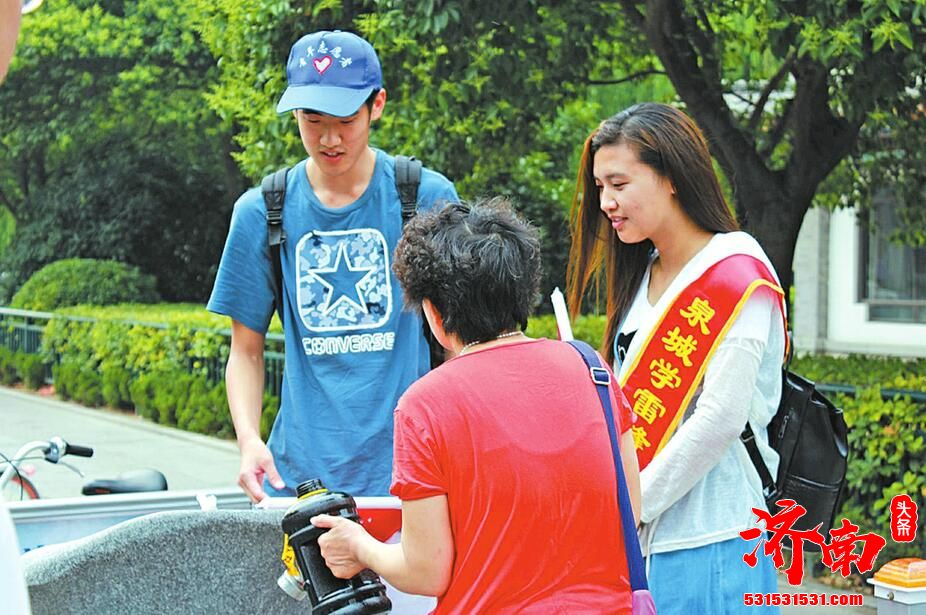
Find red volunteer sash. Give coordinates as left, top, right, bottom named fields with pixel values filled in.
left=620, top=254, right=785, bottom=470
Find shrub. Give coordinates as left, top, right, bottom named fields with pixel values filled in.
left=0, top=346, right=19, bottom=385
left=128, top=371, right=158, bottom=422
left=14, top=352, right=45, bottom=389
left=791, top=353, right=926, bottom=389
left=52, top=356, right=103, bottom=406
left=11, top=258, right=159, bottom=312
left=835, top=377, right=926, bottom=563
left=101, top=363, right=133, bottom=409
left=52, top=360, right=80, bottom=399
left=526, top=313, right=607, bottom=348
left=791, top=352, right=925, bottom=562
left=42, top=306, right=237, bottom=439
left=72, top=368, right=103, bottom=407
left=260, top=392, right=280, bottom=441
left=177, top=379, right=237, bottom=438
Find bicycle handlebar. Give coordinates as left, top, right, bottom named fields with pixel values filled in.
left=65, top=443, right=94, bottom=458
left=1, top=437, right=98, bottom=496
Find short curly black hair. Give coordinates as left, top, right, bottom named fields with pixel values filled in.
left=393, top=198, right=542, bottom=346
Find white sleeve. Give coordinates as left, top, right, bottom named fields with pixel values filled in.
left=0, top=504, right=31, bottom=614
left=639, top=292, right=774, bottom=523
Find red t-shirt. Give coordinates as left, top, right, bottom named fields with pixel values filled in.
left=391, top=338, right=635, bottom=614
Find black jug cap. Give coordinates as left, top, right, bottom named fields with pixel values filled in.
left=296, top=478, right=327, bottom=498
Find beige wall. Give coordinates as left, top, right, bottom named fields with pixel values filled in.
left=794, top=207, right=926, bottom=358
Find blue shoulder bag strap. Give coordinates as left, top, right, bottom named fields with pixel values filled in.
left=567, top=339, right=648, bottom=593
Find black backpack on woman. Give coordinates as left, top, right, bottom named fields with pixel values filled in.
left=740, top=349, right=849, bottom=548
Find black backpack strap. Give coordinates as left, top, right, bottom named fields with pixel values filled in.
left=262, top=167, right=289, bottom=322
left=395, top=155, right=442, bottom=368
left=741, top=422, right=777, bottom=504
left=741, top=325, right=794, bottom=509
left=395, top=155, right=422, bottom=224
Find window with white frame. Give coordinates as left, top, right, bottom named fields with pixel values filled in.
left=859, top=190, right=926, bottom=324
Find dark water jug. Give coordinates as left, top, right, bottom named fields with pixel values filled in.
left=278, top=478, right=391, bottom=614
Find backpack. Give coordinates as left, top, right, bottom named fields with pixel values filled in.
left=261, top=155, right=444, bottom=368
left=740, top=345, right=849, bottom=548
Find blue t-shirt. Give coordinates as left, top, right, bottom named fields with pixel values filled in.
left=208, top=149, right=458, bottom=496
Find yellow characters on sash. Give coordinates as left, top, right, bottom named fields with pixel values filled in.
left=619, top=255, right=785, bottom=470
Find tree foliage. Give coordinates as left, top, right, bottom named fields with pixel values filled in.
left=2, top=0, right=924, bottom=305
left=612, top=0, right=926, bottom=289
left=0, top=0, right=245, bottom=301
left=11, top=258, right=159, bottom=311
left=2, top=134, right=231, bottom=301
left=194, top=0, right=926, bottom=299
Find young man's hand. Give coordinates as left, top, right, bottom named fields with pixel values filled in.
left=238, top=436, right=285, bottom=502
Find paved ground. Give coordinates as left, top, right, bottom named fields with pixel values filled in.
left=2, top=385, right=878, bottom=613
left=1, top=386, right=240, bottom=499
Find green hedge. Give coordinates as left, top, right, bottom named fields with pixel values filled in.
left=11, top=259, right=160, bottom=312
left=790, top=354, right=926, bottom=563
left=41, top=304, right=280, bottom=441
left=0, top=346, right=47, bottom=389
left=525, top=313, right=607, bottom=348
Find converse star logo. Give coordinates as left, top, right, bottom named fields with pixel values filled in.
left=297, top=229, right=392, bottom=332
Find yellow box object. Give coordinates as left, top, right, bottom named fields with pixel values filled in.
left=875, top=559, right=926, bottom=589
left=870, top=558, right=926, bottom=611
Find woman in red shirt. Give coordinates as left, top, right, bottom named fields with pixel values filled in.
left=312, top=199, right=640, bottom=614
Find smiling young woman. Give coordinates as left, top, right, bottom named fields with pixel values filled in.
left=568, top=103, right=788, bottom=614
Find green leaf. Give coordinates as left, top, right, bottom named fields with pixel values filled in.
left=887, top=0, right=903, bottom=18
left=896, top=23, right=914, bottom=49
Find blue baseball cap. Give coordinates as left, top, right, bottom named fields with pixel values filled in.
left=276, top=30, right=383, bottom=117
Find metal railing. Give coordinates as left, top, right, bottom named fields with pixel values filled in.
left=0, top=307, right=284, bottom=397
left=816, top=382, right=926, bottom=404
left=0, top=307, right=54, bottom=355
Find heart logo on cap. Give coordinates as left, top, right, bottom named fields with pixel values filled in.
left=313, top=56, right=333, bottom=75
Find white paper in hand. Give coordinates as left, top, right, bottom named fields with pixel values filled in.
left=551, top=287, right=574, bottom=341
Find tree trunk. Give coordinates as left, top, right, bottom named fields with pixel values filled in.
left=739, top=186, right=808, bottom=301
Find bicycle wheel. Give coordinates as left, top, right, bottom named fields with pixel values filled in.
left=2, top=474, right=40, bottom=501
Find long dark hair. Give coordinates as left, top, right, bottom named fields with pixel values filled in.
left=566, top=103, right=738, bottom=363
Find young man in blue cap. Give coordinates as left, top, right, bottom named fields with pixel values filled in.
left=208, top=30, right=458, bottom=502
